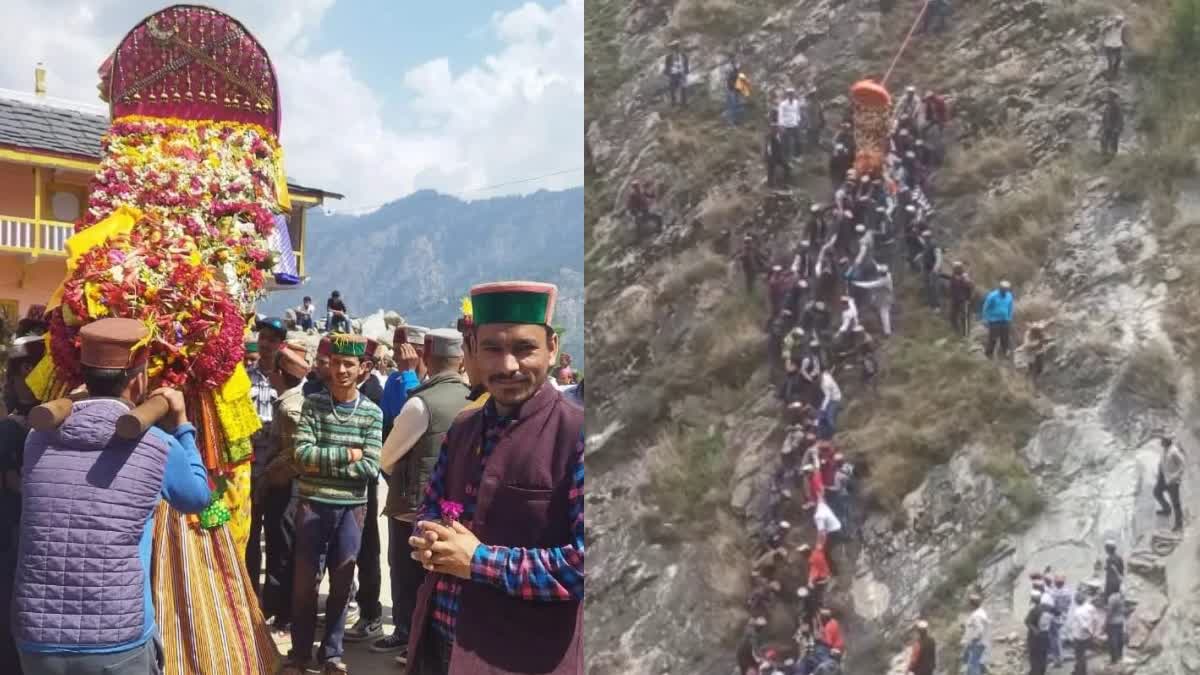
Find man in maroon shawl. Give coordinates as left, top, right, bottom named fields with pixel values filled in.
left=406, top=281, right=584, bottom=675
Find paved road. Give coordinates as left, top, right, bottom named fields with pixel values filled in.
left=270, top=479, right=407, bottom=674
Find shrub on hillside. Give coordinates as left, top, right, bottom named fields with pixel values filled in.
left=839, top=310, right=1042, bottom=511
left=1115, top=340, right=1180, bottom=411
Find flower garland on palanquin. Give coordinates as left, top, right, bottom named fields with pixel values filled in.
left=33, top=116, right=288, bottom=534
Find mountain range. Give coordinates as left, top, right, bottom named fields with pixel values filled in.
left=261, top=187, right=585, bottom=369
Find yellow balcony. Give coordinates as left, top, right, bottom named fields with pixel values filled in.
left=0, top=215, right=74, bottom=257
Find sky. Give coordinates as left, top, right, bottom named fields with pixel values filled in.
left=0, top=0, right=583, bottom=212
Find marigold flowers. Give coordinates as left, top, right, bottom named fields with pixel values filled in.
left=47, top=115, right=287, bottom=391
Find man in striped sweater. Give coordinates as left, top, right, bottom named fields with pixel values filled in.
left=284, top=333, right=383, bottom=675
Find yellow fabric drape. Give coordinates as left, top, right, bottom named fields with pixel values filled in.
left=46, top=205, right=143, bottom=311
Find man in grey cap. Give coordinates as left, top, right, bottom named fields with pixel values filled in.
left=374, top=328, right=471, bottom=661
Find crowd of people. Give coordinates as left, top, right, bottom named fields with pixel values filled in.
left=1, top=282, right=584, bottom=675
left=638, top=11, right=1164, bottom=675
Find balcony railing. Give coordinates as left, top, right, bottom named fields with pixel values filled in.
left=0, top=215, right=73, bottom=256
left=0, top=214, right=306, bottom=276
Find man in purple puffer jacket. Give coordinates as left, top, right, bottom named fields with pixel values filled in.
left=13, top=318, right=212, bottom=675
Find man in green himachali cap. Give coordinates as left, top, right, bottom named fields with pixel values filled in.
left=284, top=332, right=382, bottom=675
left=405, top=281, right=584, bottom=675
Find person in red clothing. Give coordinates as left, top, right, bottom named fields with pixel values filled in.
left=802, top=534, right=833, bottom=611
left=626, top=179, right=664, bottom=236
left=819, top=608, right=845, bottom=654
left=908, top=619, right=937, bottom=675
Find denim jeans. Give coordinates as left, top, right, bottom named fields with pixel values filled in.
left=819, top=400, right=840, bottom=439
left=328, top=314, right=351, bottom=333
left=298, top=315, right=314, bottom=331
left=963, top=639, right=985, bottom=675
left=19, top=638, right=162, bottom=675
left=290, top=500, right=366, bottom=666
left=725, top=90, right=743, bottom=125
left=1049, top=620, right=1064, bottom=666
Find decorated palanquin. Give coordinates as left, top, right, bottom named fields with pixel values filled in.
left=24, top=6, right=286, bottom=672
left=849, top=80, right=893, bottom=176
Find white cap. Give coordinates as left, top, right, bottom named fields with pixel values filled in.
left=811, top=204, right=822, bottom=213
left=877, top=264, right=889, bottom=273
left=916, top=620, right=929, bottom=630
left=1000, top=280, right=1012, bottom=289
left=797, top=586, right=810, bottom=597
left=779, top=520, right=792, bottom=530
left=906, top=85, right=916, bottom=92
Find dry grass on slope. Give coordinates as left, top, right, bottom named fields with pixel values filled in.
left=953, top=165, right=1076, bottom=290
left=839, top=305, right=1043, bottom=513
left=1115, top=340, right=1181, bottom=412
left=936, top=134, right=1032, bottom=198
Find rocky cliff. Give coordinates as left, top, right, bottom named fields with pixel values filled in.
left=585, top=0, right=1200, bottom=673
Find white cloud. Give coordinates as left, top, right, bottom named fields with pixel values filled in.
left=0, top=0, right=583, bottom=211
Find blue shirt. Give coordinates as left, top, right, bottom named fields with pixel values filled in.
left=381, top=369, right=421, bottom=429
left=981, top=288, right=1014, bottom=324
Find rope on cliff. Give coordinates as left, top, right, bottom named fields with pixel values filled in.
left=881, top=0, right=934, bottom=86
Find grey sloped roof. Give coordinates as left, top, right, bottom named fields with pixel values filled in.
left=0, top=96, right=109, bottom=159
left=0, top=96, right=341, bottom=200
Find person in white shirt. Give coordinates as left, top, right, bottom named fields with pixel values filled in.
left=1066, top=594, right=1097, bottom=675
left=819, top=369, right=842, bottom=439
left=777, top=87, right=805, bottom=157
left=962, top=594, right=989, bottom=675
left=834, top=295, right=860, bottom=342
left=295, top=296, right=316, bottom=331
left=1102, top=15, right=1127, bottom=79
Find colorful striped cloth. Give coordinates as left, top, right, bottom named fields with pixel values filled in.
left=152, top=501, right=280, bottom=674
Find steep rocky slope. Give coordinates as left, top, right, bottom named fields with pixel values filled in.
left=585, top=0, right=1200, bottom=673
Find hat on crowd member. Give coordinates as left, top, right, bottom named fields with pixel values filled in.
left=797, top=543, right=812, bottom=554
left=786, top=86, right=796, bottom=93
left=860, top=174, right=871, bottom=184
left=469, top=281, right=558, bottom=327
left=916, top=619, right=929, bottom=631
left=779, top=520, right=792, bottom=530
left=820, top=608, right=833, bottom=617
left=815, top=301, right=826, bottom=310
left=364, top=338, right=380, bottom=360
left=802, top=464, right=815, bottom=472
left=401, top=324, right=430, bottom=347
left=809, top=338, right=821, bottom=348
left=772, top=264, right=783, bottom=272
left=317, top=336, right=332, bottom=357
left=1105, top=539, right=1117, bottom=548
left=244, top=336, right=259, bottom=353
left=921, top=229, right=933, bottom=238
left=425, top=328, right=465, bottom=357
left=906, top=85, right=916, bottom=93
left=79, top=318, right=150, bottom=370
left=796, top=279, right=809, bottom=288
left=878, top=263, right=889, bottom=273
left=791, top=326, right=806, bottom=337
left=328, top=333, right=368, bottom=357
left=277, top=343, right=310, bottom=379
left=810, top=204, right=822, bottom=213
left=255, top=316, right=287, bottom=339
left=1000, top=280, right=1012, bottom=289
left=905, top=204, right=917, bottom=213
left=8, top=334, right=45, bottom=362
left=855, top=224, right=866, bottom=234
left=753, top=616, right=769, bottom=627
left=797, top=586, right=810, bottom=597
